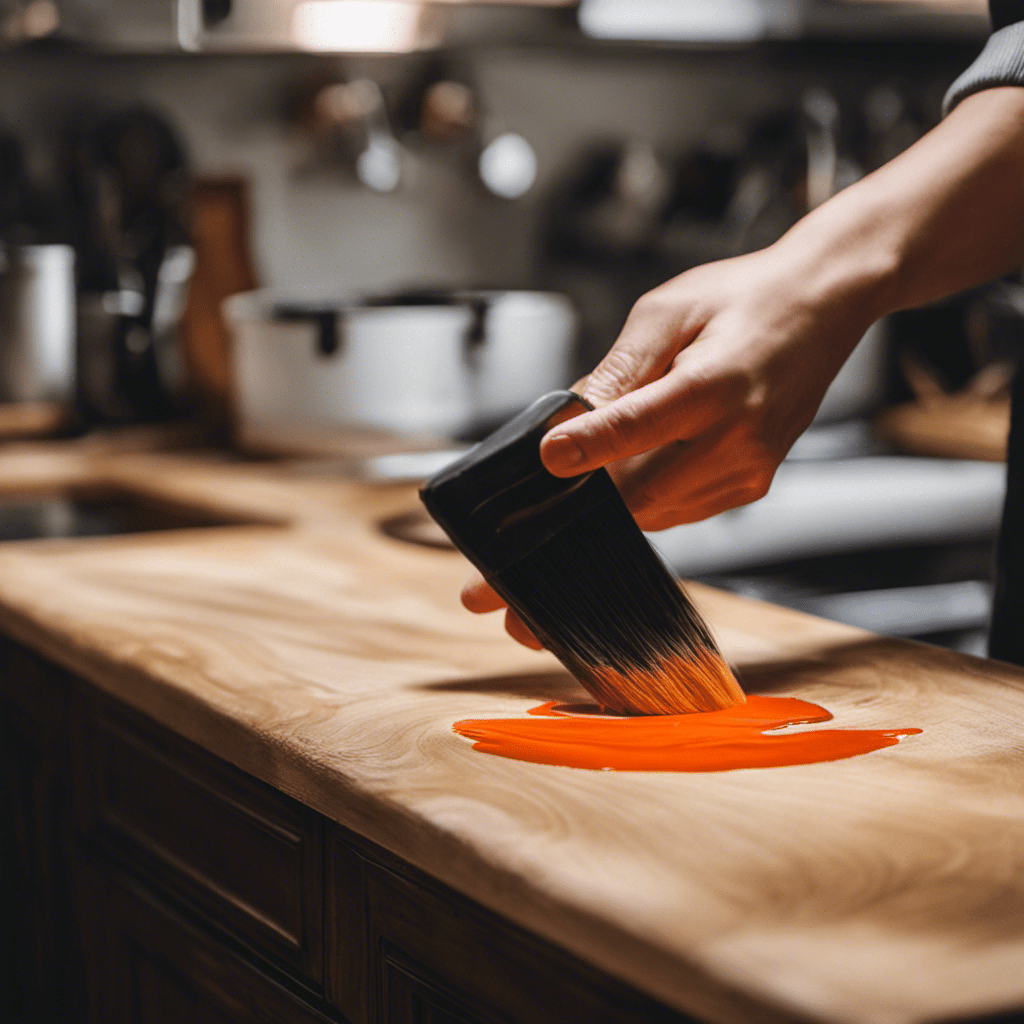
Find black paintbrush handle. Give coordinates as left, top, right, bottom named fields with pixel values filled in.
left=420, top=391, right=604, bottom=574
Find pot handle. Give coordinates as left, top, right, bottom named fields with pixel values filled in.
left=464, top=296, right=490, bottom=363
left=273, top=304, right=342, bottom=358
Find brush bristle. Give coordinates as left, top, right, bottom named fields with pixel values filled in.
left=493, top=499, right=746, bottom=716
left=583, top=649, right=743, bottom=716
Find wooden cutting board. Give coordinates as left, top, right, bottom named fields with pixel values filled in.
left=876, top=395, right=1010, bottom=461
left=0, top=450, right=1021, bottom=1024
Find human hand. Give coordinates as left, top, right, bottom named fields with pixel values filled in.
left=540, top=242, right=881, bottom=529
left=461, top=573, right=544, bottom=650
left=460, top=237, right=885, bottom=645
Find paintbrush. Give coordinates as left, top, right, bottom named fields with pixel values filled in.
left=420, top=390, right=745, bottom=716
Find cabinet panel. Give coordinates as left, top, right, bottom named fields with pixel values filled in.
left=382, top=947, right=503, bottom=1024
left=78, top=699, right=325, bottom=987
left=0, top=637, right=77, bottom=1023
left=82, top=865, right=335, bottom=1024
left=326, top=833, right=370, bottom=1024
left=361, top=858, right=697, bottom=1024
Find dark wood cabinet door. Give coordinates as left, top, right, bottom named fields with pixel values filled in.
left=0, top=638, right=77, bottom=1023
left=77, top=697, right=325, bottom=988
left=360, top=857, right=698, bottom=1024
left=81, top=865, right=337, bottom=1024
left=381, top=949, right=501, bottom=1024
left=326, top=833, right=370, bottom=1024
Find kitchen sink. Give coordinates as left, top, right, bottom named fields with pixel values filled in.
left=0, top=487, right=254, bottom=542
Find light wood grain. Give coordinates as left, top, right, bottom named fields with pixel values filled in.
left=0, top=401, right=71, bottom=441
left=0, top=447, right=1022, bottom=1024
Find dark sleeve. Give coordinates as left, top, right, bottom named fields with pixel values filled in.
left=991, top=0, right=1024, bottom=29
left=944, top=1, right=1024, bottom=112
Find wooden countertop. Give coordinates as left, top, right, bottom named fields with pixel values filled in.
left=1, top=437, right=1023, bottom=1024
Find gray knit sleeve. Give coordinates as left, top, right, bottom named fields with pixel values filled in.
left=943, top=20, right=1024, bottom=114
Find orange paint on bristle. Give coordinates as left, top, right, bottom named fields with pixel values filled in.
left=453, top=695, right=922, bottom=773
left=579, top=648, right=745, bottom=716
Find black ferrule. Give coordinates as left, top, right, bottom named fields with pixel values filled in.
left=420, top=390, right=617, bottom=574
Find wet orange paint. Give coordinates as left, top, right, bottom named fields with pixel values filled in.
left=453, top=695, right=921, bottom=772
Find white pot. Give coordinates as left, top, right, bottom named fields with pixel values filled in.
left=225, top=288, right=577, bottom=441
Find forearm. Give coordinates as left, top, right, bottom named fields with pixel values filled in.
left=774, top=86, right=1024, bottom=325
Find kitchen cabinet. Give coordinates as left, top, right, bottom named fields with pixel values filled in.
left=0, top=633, right=697, bottom=1024
left=0, top=640, right=77, bottom=1023
left=361, top=860, right=691, bottom=1024
left=78, top=866, right=333, bottom=1024
left=78, top=698, right=327, bottom=990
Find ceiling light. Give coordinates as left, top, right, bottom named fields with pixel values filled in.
left=578, top=0, right=798, bottom=42
left=293, top=1, right=431, bottom=53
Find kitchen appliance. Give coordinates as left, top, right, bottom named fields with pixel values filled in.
left=0, top=243, right=76, bottom=404
left=225, top=287, right=577, bottom=447
left=653, top=456, right=1004, bottom=576
left=76, top=244, right=195, bottom=424
left=66, top=106, right=194, bottom=425
left=652, top=455, right=1004, bottom=654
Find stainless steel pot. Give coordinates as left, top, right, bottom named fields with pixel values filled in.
left=0, top=244, right=76, bottom=403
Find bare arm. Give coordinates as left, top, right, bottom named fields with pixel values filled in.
left=463, top=86, right=1024, bottom=643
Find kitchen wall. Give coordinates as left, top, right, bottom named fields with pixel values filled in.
left=0, top=37, right=980, bottom=300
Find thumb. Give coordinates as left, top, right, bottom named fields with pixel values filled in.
left=539, top=288, right=707, bottom=476
left=541, top=377, right=677, bottom=476
left=541, top=365, right=741, bottom=476
left=577, top=286, right=706, bottom=406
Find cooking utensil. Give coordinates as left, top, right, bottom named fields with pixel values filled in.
left=180, top=175, right=260, bottom=424
left=69, top=106, right=193, bottom=424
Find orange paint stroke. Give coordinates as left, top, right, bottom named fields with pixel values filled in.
left=453, top=695, right=921, bottom=772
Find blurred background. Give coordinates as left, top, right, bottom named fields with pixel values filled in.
left=0, top=0, right=1017, bottom=655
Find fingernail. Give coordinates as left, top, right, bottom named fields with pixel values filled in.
left=543, top=433, right=585, bottom=470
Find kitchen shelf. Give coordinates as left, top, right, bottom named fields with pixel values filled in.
left=2, top=0, right=988, bottom=57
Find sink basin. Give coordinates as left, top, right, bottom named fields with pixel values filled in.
left=0, top=487, right=252, bottom=542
